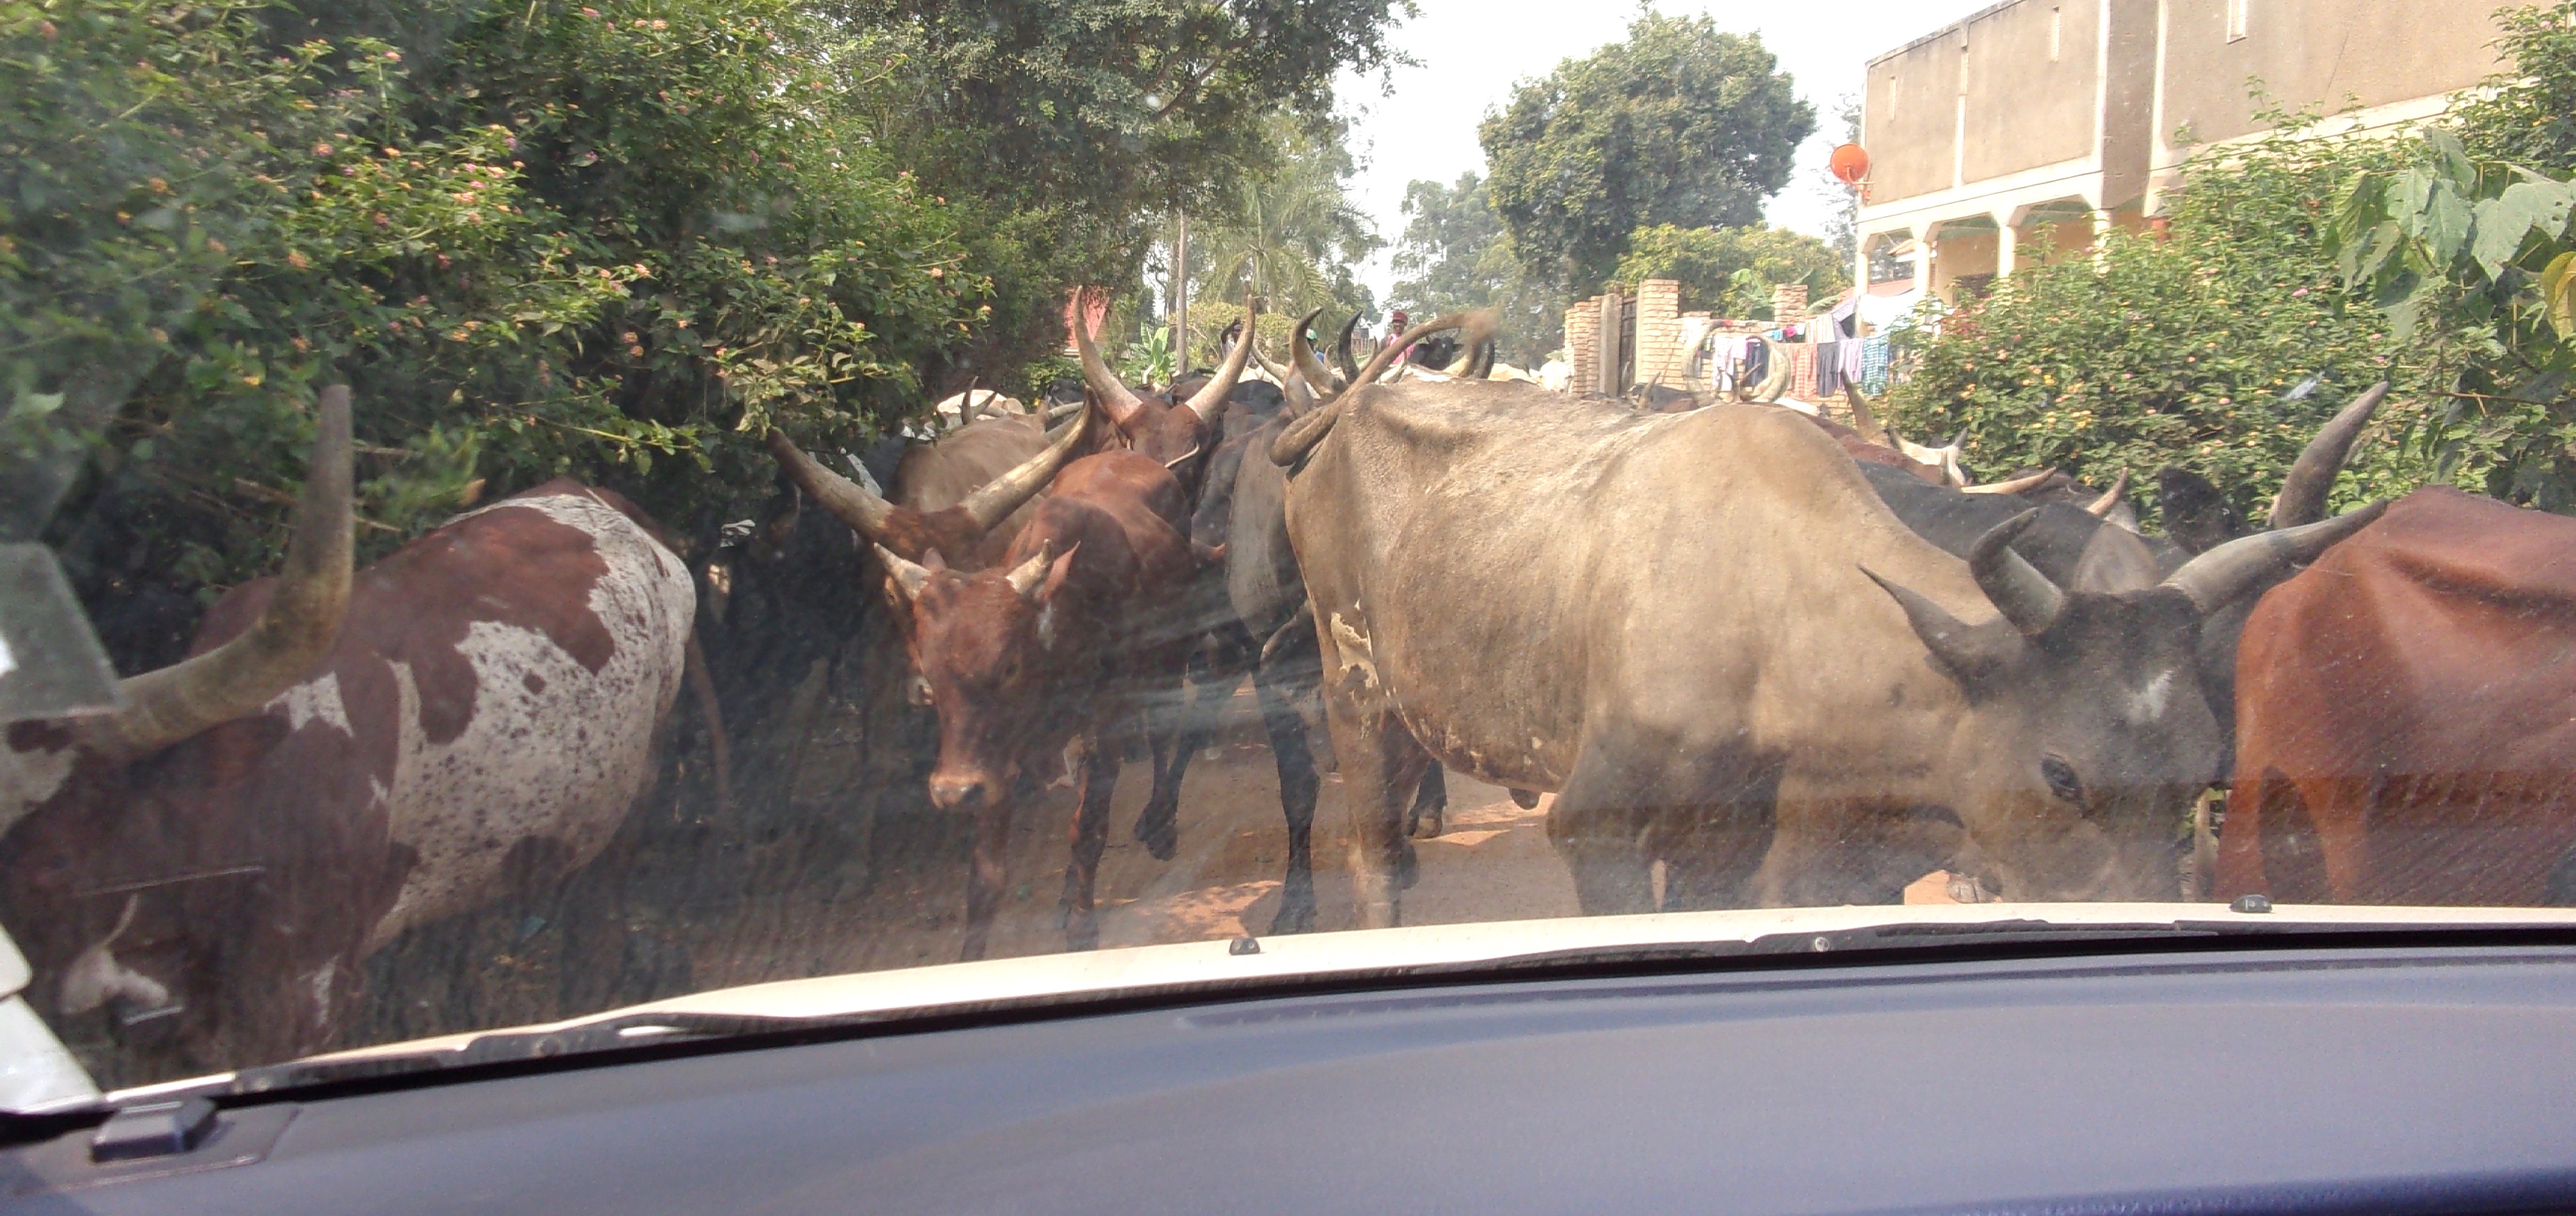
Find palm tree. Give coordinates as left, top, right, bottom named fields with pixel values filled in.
left=1190, top=119, right=1380, bottom=324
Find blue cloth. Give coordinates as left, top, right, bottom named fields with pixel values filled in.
left=1861, top=337, right=1892, bottom=395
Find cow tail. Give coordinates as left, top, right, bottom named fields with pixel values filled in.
left=684, top=632, right=734, bottom=817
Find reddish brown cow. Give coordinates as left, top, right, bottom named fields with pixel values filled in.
left=874, top=449, right=1199, bottom=960
left=1069, top=288, right=1253, bottom=498
left=2221, top=487, right=2576, bottom=905
left=0, top=392, right=699, bottom=1073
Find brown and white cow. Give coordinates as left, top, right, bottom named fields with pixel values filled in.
left=0, top=389, right=696, bottom=1071
left=873, top=448, right=1200, bottom=960
left=2220, top=487, right=2576, bottom=906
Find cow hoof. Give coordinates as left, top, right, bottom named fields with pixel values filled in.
left=1408, top=810, right=1444, bottom=839
left=1134, top=808, right=1179, bottom=861
left=1509, top=788, right=1540, bottom=809
left=1269, top=901, right=1317, bottom=935
left=1062, top=916, right=1100, bottom=952
left=1397, top=841, right=1420, bottom=890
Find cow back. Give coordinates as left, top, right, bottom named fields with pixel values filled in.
left=2224, top=487, right=2576, bottom=904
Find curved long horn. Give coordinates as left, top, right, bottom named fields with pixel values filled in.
left=1438, top=311, right=1502, bottom=378
left=2085, top=471, right=2131, bottom=518
left=1276, top=311, right=1480, bottom=466
left=1969, top=512, right=2066, bottom=637
left=1289, top=308, right=1336, bottom=394
left=1842, top=385, right=1889, bottom=445
left=2162, top=500, right=2388, bottom=614
left=1752, top=337, right=1791, bottom=402
left=873, top=543, right=935, bottom=602
left=1962, top=468, right=2060, bottom=496
left=1068, top=288, right=1147, bottom=428
left=1334, top=314, right=1364, bottom=383
left=1247, top=336, right=1292, bottom=385
left=2268, top=381, right=2390, bottom=529
left=768, top=428, right=897, bottom=544
left=955, top=400, right=1092, bottom=533
left=1183, top=291, right=1257, bottom=420
left=79, top=386, right=356, bottom=759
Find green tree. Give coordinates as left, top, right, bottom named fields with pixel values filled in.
left=1478, top=12, right=1811, bottom=294
left=1613, top=222, right=1847, bottom=318
left=1388, top=171, right=1558, bottom=363
left=2453, top=0, right=2576, bottom=177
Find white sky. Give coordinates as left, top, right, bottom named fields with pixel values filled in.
left=1336, top=0, right=1999, bottom=301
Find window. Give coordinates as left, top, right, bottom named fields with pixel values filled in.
left=2227, top=0, right=2250, bottom=42
left=2050, top=6, right=2064, bottom=61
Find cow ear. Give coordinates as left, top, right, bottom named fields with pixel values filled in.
left=1863, top=567, right=2017, bottom=694
left=1039, top=544, right=1080, bottom=603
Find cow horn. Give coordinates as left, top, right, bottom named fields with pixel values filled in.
left=1969, top=512, right=2066, bottom=637
left=1068, top=288, right=1147, bottom=428
left=1334, top=314, right=1363, bottom=383
left=1275, top=311, right=1480, bottom=466
left=2268, top=381, right=2390, bottom=529
left=1282, top=369, right=1318, bottom=417
left=1290, top=308, right=1336, bottom=394
left=768, top=428, right=898, bottom=545
left=2162, top=500, right=2388, bottom=614
left=1003, top=548, right=1051, bottom=599
left=1752, top=337, right=1790, bottom=402
left=1160, top=444, right=1201, bottom=471
left=1183, top=291, right=1257, bottom=421
left=1842, top=385, right=1889, bottom=446
left=873, top=543, right=935, bottom=601
left=1863, top=567, right=2005, bottom=685
left=954, top=399, right=1092, bottom=534
left=2085, top=471, right=2131, bottom=518
left=1247, top=335, right=1292, bottom=385
left=1962, top=468, right=2060, bottom=496
left=79, top=385, right=356, bottom=760
left=1439, top=311, right=1502, bottom=378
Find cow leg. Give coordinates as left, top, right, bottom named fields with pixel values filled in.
left=960, top=799, right=1014, bottom=963
left=1060, top=733, right=1120, bottom=951
left=1405, top=764, right=1449, bottom=839
left=1254, top=658, right=1321, bottom=935
left=1135, top=646, right=1238, bottom=861
left=1547, top=752, right=1657, bottom=916
left=1314, top=619, right=1431, bottom=928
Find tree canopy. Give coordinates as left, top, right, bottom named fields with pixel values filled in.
left=1387, top=171, right=1559, bottom=363
left=1613, top=223, right=1846, bottom=319
left=1478, top=13, right=1811, bottom=295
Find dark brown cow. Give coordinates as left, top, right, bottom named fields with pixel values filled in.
left=1070, top=289, right=1253, bottom=498
left=2221, top=487, right=2576, bottom=905
left=0, top=390, right=696, bottom=1071
left=875, top=449, right=1199, bottom=959
left=766, top=408, right=1091, bottom=570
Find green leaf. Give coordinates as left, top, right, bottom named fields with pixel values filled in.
left=2427, top=184, right=2474, bottom=266
left=2544, top=251, right=2576, bottom=338
left=2426, top=127, right=2478, bottom=189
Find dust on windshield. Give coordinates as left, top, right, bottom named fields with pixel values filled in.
left=2, top=0, right=2572, bottom=1090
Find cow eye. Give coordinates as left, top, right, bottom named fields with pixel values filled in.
left=2039, top=754, right=2085, bottom=805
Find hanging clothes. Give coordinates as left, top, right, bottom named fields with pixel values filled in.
left=1739, top=336, right=1769, bottom=388
left=1815, top=339, right=1844, bottom=396
left=1861, top=337, right=1893, bottom=396
left=1787, top=344, right=1818, bottom=400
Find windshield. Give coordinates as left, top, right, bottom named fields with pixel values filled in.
left=4, top=0, right=2572, bottom=1095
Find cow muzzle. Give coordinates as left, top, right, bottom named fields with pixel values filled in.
left=928, top=769, right=1003, bottom=811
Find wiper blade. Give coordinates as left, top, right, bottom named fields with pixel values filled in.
left=229, top=1011, right=860, bottom=1094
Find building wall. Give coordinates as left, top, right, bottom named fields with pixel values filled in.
left=1866, top=34, right=1968, bottom=202
left=1963, top=1, right=2103, bottom=183
left=2155, top=0, right=2504, bottom=150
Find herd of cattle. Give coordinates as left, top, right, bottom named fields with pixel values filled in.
left=4, top=297, right=2575, bottom=1073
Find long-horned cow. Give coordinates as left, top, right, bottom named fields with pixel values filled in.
left=2222, top=487, right=2576, bottom=906
left=1269, top=329, right=2382, bottom=922
left=0, top=389, right=697, bottom=1071
left=874, top=439, right=1202, bottom=960
left=1069, top=288, right=1253, bottom=500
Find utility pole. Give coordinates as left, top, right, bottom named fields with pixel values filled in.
left=1170, top=210, right=1189, bottom=381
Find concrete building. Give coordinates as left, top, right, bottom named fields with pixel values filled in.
left=1855, top=0, right=2510, bottom=303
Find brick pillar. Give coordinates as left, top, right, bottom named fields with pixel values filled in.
left=1772, top=283, right=1809, bottom=327
left=1566, top=296, right=1599, bottom=395
left=1634, top=279, right=1682, bottom=389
